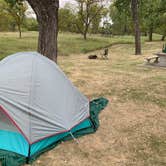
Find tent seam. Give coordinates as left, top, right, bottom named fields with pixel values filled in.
left=30, top=114, right=90, bottom=145
left=0, top=105, right=30, bottom=144
left=28, top=54, right=36, bottom=143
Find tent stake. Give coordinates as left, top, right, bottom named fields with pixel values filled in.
left=69, top=131, right=79, bottom=144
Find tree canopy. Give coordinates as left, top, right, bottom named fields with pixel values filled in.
left=110, top=0, right=166, bottom=41
left=0, top=0, right=27, bottom=37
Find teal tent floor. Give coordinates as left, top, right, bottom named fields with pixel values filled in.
left=0, top=97, right=108, bottom=166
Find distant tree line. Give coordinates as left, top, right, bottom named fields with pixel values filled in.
left=0, top=0, right=165, bottom=42
left=0, top=0, right=109, bottom=38
left=110, top=0, right=166, bottom=41
left=0, top=0, right=38, bottom=36
left=59, top=0, right=108, bottom=39
left=59, top=0, right=166, bottom=42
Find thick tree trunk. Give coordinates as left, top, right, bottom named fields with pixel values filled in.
left=161, top=34, right=166, bottom=41
left=148, top=27, right=153, bottom=41
left=131, top=0, right=141, bottom=55
left=38, top=13, right=58, bottom=62
left=27, top=0, right=59, bottom=63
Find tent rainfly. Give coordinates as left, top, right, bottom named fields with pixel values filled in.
left=0, top=52, right=108, bottom=166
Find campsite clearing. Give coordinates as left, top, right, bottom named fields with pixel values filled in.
left=0, top=32, right=165, bottom=166
left=29, top=41, right=166, bottom=166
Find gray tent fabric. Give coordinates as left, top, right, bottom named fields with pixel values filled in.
left=0, top=52, right=89, bottom=143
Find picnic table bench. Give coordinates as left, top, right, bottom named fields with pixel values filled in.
left=146, top=55, right=159, bottom=63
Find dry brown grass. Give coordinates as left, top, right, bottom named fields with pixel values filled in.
left=28, top=42, right=166, bottom=166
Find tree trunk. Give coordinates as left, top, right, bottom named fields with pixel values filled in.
left=37, top=14, right=58, bottom=62
left=148, top=27, right=153, bottom=41
left=124, top=24, right=127, bottom=35
left=144, top=32, right=147, bottom=36
left=161, top=34, right=166, bottom=41
left=83, top=32, right=87, bottom=40
left=131, top=0, right=141, bottom=55
left=18, top=24, right=22, bottom=38
left=83, top=24, right=89, bottom=40
left=11, top=23, right=16, bottom=32
left=27, top=0, right=59, bottom=63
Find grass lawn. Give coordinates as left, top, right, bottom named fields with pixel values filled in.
left=0, top=32, right=165, bottom=166
left=0, top=31, right=162, bottom=59
left=55, top=41, right=166, bottom=166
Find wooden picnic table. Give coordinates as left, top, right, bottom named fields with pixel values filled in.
left=154, top=52, right=166, bottom=56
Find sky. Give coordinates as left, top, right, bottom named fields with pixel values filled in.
left=60, top=0, right=76, bottom=7
left=26, top=0, right=112, bottom=24
left=26, top=0, right=75, bottom=18
left=60, top=0, right=111, bottom=7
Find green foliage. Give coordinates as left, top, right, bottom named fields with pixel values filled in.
left=3, top=0, right=27, bottom=37
left=74, top=0, right=107, bottom=39
left=110, top=0, right=166, bottom=40
left=90, top=4, right=103, bottom=34
left=4, top=0, right=27, bottom=20
left=110, top=3, right=132, bottom=35
left=99, top=22, right=112, bottom=36
left=0, top=0, right=16, bottom=31
left=24, top=18, right=38, bottom=31
left=58, top=1, right=107, bottom=37
left=140, top=1, right=160, bottom=31
left=156, top=1, right=166, bottom=39
left=58, top=4, right=77, bottom=32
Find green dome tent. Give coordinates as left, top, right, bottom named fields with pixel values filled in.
left=0, top=52, right=108, bottom=166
